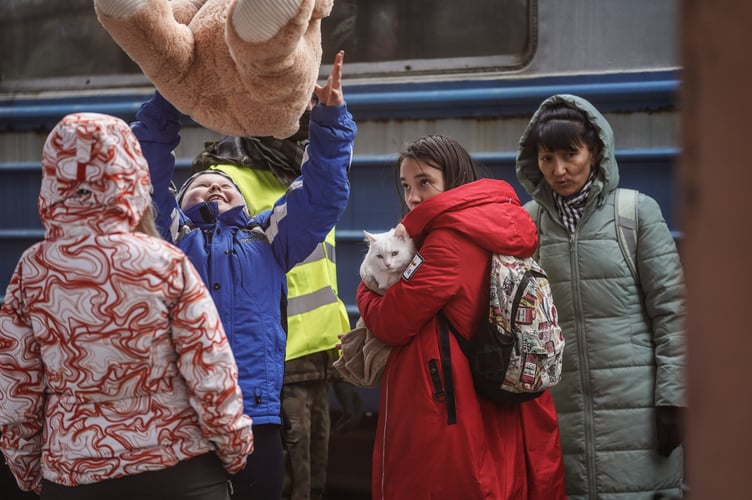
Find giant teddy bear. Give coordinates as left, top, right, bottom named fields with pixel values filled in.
left=94, top=0, right=333, bottom=138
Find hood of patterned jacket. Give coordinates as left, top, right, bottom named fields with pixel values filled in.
left=39, top=112, right=152, bottom=240
left=401, top=177, right=538, bottom=258
left=515, top=93, right=619, bottom=212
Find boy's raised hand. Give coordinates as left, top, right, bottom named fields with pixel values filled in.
left=314, top=50, right=345, bottom=107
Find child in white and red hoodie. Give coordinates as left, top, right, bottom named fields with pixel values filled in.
left=0, top=112, right=253, bottom=499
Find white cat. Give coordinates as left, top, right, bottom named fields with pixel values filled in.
left=359, top=224, right=416, bottom=295
left=335, top=225, right=414, bottom=387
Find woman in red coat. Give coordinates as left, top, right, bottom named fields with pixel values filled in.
left=356, top=135, right=566, bottom=499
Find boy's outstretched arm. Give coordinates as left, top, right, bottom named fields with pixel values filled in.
left=262, top=50, right=356, bottom=270
left=131, top=91, right=183, bottom=240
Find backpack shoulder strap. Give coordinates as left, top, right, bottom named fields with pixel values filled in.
left=436, top=311, right=457, bottom=425
left=615, top=188, right=640, bottom=282
left=526, top=201, right=543, bottom=261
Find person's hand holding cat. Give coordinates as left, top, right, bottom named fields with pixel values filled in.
left=360, top=270, right=386, bottom=296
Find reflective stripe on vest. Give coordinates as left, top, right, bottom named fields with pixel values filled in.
left=213, top=164, right=350, bottom=360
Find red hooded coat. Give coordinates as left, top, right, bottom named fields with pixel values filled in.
left=357, top=179, right=566, bottom=499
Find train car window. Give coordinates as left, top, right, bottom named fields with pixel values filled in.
left=1, top=0, right=533, bottom=91
left=321, top=0, right=534, bottom=78
left=0, top=0, right=140, bottom=87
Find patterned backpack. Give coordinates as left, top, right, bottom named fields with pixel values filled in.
left=438, top=254, right=565, bottom=423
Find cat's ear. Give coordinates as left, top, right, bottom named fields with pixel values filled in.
left=394, top=224, right=409, bottom=240
left=364, top=231, right=377, bottom=244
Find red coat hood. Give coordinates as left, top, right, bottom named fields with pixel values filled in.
left=401, top=178, right=538, bottom=258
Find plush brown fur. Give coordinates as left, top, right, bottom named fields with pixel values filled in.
left=95, top=0, right=333, bottom=138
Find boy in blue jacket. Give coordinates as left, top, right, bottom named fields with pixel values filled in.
left=131, top=51, right=356, bottom=499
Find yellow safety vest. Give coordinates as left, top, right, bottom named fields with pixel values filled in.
left=213, top=164, right=350, bottom=361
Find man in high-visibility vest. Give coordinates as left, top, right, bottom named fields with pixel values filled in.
left=191, top=104, right=363, bottom=499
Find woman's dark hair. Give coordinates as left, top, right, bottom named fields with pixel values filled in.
left=530, top=104, right=602, bottom=155
left=394, top=135, right=489, bottom=212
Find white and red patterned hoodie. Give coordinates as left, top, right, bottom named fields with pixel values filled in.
left=0, top=113, right=253, bottom=493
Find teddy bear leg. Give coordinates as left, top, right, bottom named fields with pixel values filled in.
left=231, top=0, right=305, bottom=43
left=94, top=0, right=151, bottom=18
left=312, top=0, right=334, bottom=20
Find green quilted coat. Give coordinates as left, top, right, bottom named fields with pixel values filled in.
left=516, top=94, right=686, bottom=499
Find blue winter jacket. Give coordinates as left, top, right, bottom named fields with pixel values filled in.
left=132, top=92, right=356, bottom=425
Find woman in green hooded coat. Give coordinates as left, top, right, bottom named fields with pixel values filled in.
left=515, top=94, right=686, bottom=499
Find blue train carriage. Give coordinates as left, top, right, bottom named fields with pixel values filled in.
left=0, top=1, right=680, bottom=497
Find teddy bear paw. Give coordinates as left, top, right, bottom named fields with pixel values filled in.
left=232, top=0, right=305, bottom=43
left=94, top=0, right=151, bottom=19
